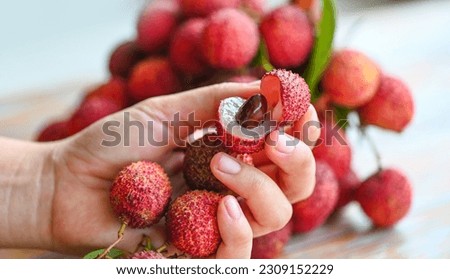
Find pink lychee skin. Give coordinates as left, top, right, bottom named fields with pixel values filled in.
left=108, top=41, right=146, bottom=79
left=202, top=8, right=260, bottom=70
left=356, top=168, right=412, bottom=227
left=292, top=161, right=339, bottom=233
left=322, top=49, right=381, bottom=108
left=336, top=169, right=361, bottom=209
left=136, top=0, right=180, bottom=53
left=129, top=250, right=166, bottom=259
left=110, top=161, right=172, bottom=229
left=84, top=78, right=128, bottom=109
left=128, top=57, right=181, bottom=101
left=180, top=0, right=240, bottom=17
left=169, top=18, right=208, bottom=76
left=166, top=190, right=224, bottom=258
left=251, top=221, right=293, bottom=259
left=260, top=5, right=314, bottom=68
left=358, top=75, right=414, bottom=132
left=36, top=120, right=70, bottom=142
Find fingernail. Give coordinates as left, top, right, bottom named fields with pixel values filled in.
left=224, top=196, right=242, bottom=220
left=276, top=133, right=296, bottom=154
left=217, top=153, right=241, bottom=174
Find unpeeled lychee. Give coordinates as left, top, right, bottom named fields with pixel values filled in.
left=128, top=57, right=181, bottom=101
left=180, top=0, right=240, bottom=17
left=166, top=190, right=223, bottom=257
left=356, top=168, right=412, bottom=227
left=129, top=250, right=166, bottom=259
left=322, top=49, right=381, bottom=108
left=83, top=78, right=128, bottom=109
left=292, top=161, right=339, bottom=233
left=260, top=5, right=314, bottom=68
left=251, top=222, right=293, bottom=259
left=358, top=75, right=414, bottom=132
left=108, top=41, right=146, bottom=79
left=110, top=161, right=172, bottom=228
left=336, top=169, right=361, bottom=209
left=36, top=120, right=70, bottom=142
left=202, top=8, right=259, bottom=70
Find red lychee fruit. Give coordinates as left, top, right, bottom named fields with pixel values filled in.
left=217, top=69, right=310, bottom=154
left=322, top=49, right=381, bottom=108
left=292, top=161, right=339, bottom=233
left=358, top=75, right=414, bottom=132
left=251, top=221, right=293, bottom=259
left=128, top=57, right=181, bottom=101
left=83, top=78, right=128, bottom=109
left=166, top=190, right=223, bottom=257
left=356, top=168, right=412, bottom=227
left=312, top=118, right=352, bottom=180
left=202, top=8, right=259, bottom=70
left=336, top=169, right=361, bottom=209
left=108, top=41, right=146, bottom=79
left=36, top=120, right=70, bottom=142
left=129, top=250, right=166, bottom=259
left=260, top=5, right=314, bottom=68
left=169, top=18, right=208, bottom=76
left=136, top=0, right=180, bottom=53
left=110, top=161, right=172, bottom=229
left=180, top=0, right=240, bottom=17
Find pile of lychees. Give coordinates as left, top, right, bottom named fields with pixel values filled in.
left=36, top=0, right=414, bottom=259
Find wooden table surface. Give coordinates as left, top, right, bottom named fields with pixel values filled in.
left=1, top=0, right=449, bottom=259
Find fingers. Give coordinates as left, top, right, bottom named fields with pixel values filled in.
left=210, top=153, right=292, bottom=237
left=264, top=130, right=316, bottom=203
left=290, top=104, right=320, bottom=149
left=215, top=196, right=253, bottom=259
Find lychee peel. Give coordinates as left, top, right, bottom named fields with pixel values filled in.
left=110, top=161, right=172, bottom=229
left=251, top=221, right=293, bottom=259
left=166, top=190, right=223, bottom=257
left=108, top=41, right=146, bottom=79
left=36, top=120, right=70, bottom=142
left=336, top=169, right=361, bottom=209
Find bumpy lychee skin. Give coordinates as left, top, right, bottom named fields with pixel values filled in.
left=358, top=75, right=414, bottom=132
left=183, top=135, right=230, bottom=192
left=312, top=118, right=352, bottom=180
left=136, top=0, right=180, bottom=53
left=129, top=250, right=166, bottom=259
left=356, top=168, right=412, bottom=227
left=84, top=78, right=128, bottom=109
left=36, top=120, right=70, bottom=142
left=251, top=222, right=293, bottom=259
left=322, top=49, right=381, bottom=108
left=202, top=8, right=259, bottom=70
left=128, top=57, right=181, bottom=101
left=110, top=161, right=172, bottom=229
left=108, top=41, right=146, bottom=79
left=181, top=0, right=240, bottom=17
left=260, top=5, right=314, bottom=68
left=166, top=190, right=224, bottom=257
left=336, top=169, right=361, bottom=209
left=292, top=161, right=339, bottom=233
left=169, top=18, right=208, bottom=76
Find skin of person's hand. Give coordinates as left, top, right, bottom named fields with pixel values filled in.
left=7, top=82, right=319, bottom=258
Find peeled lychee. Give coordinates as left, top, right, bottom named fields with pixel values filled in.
left=322, top=49, right=381, bottom=108
left=180, top=0, right=240, bottom=17
left=202, top=8, right=259, bottom=70
left=129, top=250, right=166, bottom=259
left=108, top=41, right=146, bottom=79
left=169, top=18, right=208, bottom=76
left=166, top=190, right=223, bottom=257
left=356, top=168, right=412, bottom=227
left=260, top=5, right=314, bottom=68
left=251, top=222, right=293, bottom=259
left=83, top=78, right=128, bottom=109
left=292, top=161, right=339, bottom=233
left=36, top=120, right=70, bottom=142
left=358, top=75, right=414, bottom=132
left=136, top=0, right=180, bottom=53
left=128, top=57, right=181, bottom=101
left=336, top=169, right=361, bottom=209
left=110, top=161, right=172, bottom=229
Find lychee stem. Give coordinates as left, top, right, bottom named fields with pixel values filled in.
left=97, top=223, right=127, bottom=259
left=156, top=242, right=169, bottom=253
left=360, top=127, right=383, bottom=172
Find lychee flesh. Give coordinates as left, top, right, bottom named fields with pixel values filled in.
left=169, top=18, right=208, bottom=76
left=336, top=169, right=361, bottom=209
left=356, top=168, right=412, bottom=227
left=292, top=161, right=339, bottom=233
left=260, top=5, right=313, bottom=68
left=129, top=250, right=166, bottom=259
left=166, top=190, right=223, bottom=257
left=322, top=49, right=381, bottom=108
left=202, top=8, right=259, bottom=70
left=251, top=221, right=293, bottom=259
left=128, top=57, right=181, bottom=101
left=358, top=75, right=414, bottom=132
left=36, top=120, right=70, bottom=142
left=110, top=161, right=172, bottom=229
left=108, top=41, right=146, bottom=79
left=180, top=0, right=240, bottom=17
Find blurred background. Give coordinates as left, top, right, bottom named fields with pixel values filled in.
left=0, top=0, right=449, bottom=258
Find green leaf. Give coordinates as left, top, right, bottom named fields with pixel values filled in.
left=83, top=248, right=125, bottom=259
left=333, top=105, right=351, bottom=129
left=304, top=0, right=336, bottom=98
left=252, top=41, right=274, bottom=72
